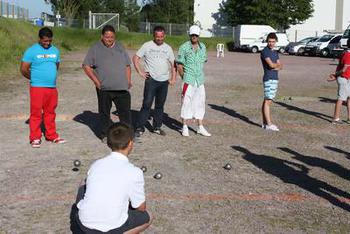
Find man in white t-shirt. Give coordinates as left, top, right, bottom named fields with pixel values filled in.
left=76, top=123, right=152, bottom=233
left=133, top=26, right=176, bottom=137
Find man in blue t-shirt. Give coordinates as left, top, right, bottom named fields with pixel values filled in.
left=260, top=32, right=283, bottom=131
left=20, top=27, right=66, bottom=148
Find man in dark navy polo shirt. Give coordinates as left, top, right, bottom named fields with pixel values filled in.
left=261, top=32, right=283, bottom=131
left=83, top=25, right=132, bottom=142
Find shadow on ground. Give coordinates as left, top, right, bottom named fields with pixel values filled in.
left=208, top=104, right=260, bottom=127
left=325, top=146, right=350, bottom=160
left=73, top=110, right=183, bottom=137
left=233, top=146, right=350, bottom=212
left=275, top=101, right=332, bottom=122
left=73, top=111, right=101, bottom=139
left=279, top=147, right=350, bottom=181
left=319, top=97, right=347, bottom=106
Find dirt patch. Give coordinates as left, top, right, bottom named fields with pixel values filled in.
left=0, top=50, right=350, bottom=233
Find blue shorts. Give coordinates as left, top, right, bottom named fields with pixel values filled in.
left=263, top=80, right=279, bottom=100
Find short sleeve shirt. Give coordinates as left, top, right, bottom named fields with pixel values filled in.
left=261, top=46, right=279, bottom=81
left=22, top=43, right=60, bottom=87
left=83, top=41, right=131, bottom=90
left=77, top=152, right=145, bottom=232
left=176, top=41, right=207, bottom=87
left=136, top=41, right=175, bottom=82
left=338, top=50, right=350, bottom=79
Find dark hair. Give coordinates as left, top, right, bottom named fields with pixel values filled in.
left=153, top=25, right=166, bottom=34
left=347, top=38, right=350, bottom=48
left=102, top=25, right=115, bottom=35
left=266, top=32, right=278, bottom=41
left=39, top=27, right=53, bottom=39
left=107, top=123, right=134, bottom=151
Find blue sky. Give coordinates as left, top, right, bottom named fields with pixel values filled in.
left=17, top=0, right=144, bottom=18
left=17, top=0, right=52, bottom=18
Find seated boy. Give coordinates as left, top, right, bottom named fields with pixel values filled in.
left=76, top=123, right=152, bottom=233
left=328, top=38, right=350, bottom=124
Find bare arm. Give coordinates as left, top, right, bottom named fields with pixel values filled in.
left=135, top=201, right=147, bottom=212
left=126, top=65, right=132, bottom=89
left=20, top=62, right=31, bottom=80
left=82, top=64, right=101, bottom=89
left=177, top=64, right=184, bottom=78
left=132, top=55, right=149, bottom=80
left=168, top=61, right=177, bottom=85
left=265, top=57, right=282, bottom=70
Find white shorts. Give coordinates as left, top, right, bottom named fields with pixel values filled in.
left=337, top=76, right=350, bottom=101
left=181, top=83, right=206, bottom=120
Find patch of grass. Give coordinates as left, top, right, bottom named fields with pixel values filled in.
left=0, top=18, right=231, bottom=80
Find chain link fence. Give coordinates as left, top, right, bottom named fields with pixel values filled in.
left=0, top=0, right=28, bottom=20
left=139, top=22, right=233, bottom=37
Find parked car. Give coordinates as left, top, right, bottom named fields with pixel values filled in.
left=234, top=25, right=276, bottom=50
left=320, top=35, right=342, bottom=57
left=303, top=34, right=342, bottom=56
left=241, top=32, right=289, bottom=53
left=340, top=24, right=349, bottom=48
left=285, top=37, right=319, bottom=55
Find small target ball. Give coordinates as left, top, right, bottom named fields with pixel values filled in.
left=154, top=172, right=162, bottom=179
left=140, top=166, right=147, bottom=173
left=73, top=160, right=81, bottom=167
left=223, top=163, right=232, bottom=170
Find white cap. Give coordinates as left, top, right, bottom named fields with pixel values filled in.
left=189, top=25, right=201, bottom=36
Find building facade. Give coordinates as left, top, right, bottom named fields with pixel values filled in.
left=193, top=0, right=350, bottom=40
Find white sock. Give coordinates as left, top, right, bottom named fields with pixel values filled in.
left=183, top=124, right=188, bottom=129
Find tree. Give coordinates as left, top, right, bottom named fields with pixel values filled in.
left=215, top=0, right=314, bottom=30
left=141, top=0, right=194, bottom=24
left=45, top=0, right=141, bottom=31
left=44, top=0, right=81, bottom=25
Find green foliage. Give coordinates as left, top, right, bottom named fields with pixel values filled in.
left=216, top=0, right=314, bottom=30
left=141, top=0, right=194, bottom=24
left=0, top=18, right=231, bottom=78
left=45, top=0, right=141, bottom=32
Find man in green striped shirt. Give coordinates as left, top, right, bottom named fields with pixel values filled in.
left=176, top=25, right=211, bottom=137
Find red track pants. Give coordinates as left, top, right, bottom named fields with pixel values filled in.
left=29, top=87, right=59, bottom=142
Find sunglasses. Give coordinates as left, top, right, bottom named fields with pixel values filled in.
left=190, top=34, right=199, bottom=37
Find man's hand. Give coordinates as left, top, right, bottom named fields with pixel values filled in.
left=168, top=78, right=176, bottom=86
left=94, top=80, right=101, bottom=89
left=128, top=81, right=133, bottom=89
left=140, top=72, right=150, bottom=80
left=327, top=74, right=337, bottom=82
left=20, top=62, right=31, bottom=80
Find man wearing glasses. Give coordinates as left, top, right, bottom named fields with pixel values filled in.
left=176, top=25, right=211, bottom=137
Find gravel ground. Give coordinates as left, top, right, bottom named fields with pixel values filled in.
left=0, top=49, right=350, bottom=233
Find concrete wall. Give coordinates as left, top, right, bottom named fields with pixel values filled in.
left=193, top=0, right=350, bottom=40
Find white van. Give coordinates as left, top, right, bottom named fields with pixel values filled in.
left=304, top=34, right=343, bottom=56
left=240, top=33, right=289, bottom=53
left=341, top=24, right=349, bottom=48
left=234, top=25, right=276, bottom=50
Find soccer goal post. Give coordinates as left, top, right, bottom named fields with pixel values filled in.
left=89, top=11, right=120, bottom=31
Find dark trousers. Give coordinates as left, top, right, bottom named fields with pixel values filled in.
left=98, top=89, right=131, bottom=138
left=137, top=78, right=169, bottom=129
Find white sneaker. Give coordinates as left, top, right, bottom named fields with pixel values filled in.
left=265, top=124, right=279, bottom=131
left=182, top=126, right=189, bottom=137
left=197, top=126, right=211, bottom=137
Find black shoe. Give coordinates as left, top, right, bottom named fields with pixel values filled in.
left=153, top=128, right=166, bottom=136
left=135, top=128, right=145, bottom=137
